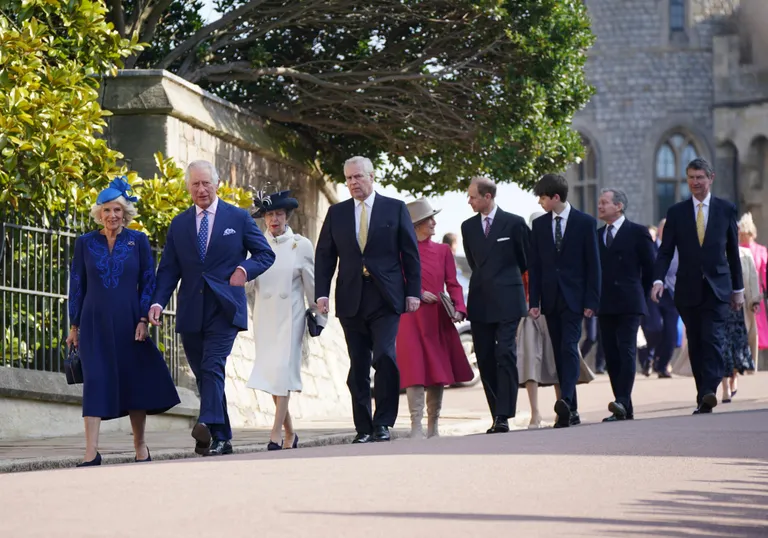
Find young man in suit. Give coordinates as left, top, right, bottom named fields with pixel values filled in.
left=150, top=160, right=275, bottom=456
left=596, top=188, right=655, bottom=421
left=528, top=174, right=601, bottom=428
left=461, top=176, right=530, bottom=433
left=315, top=156, right=421, bottom=443
left=652, top=158, right=744, bottom=414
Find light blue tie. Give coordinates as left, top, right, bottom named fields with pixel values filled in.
left=197, top=210, right=208, bottom=261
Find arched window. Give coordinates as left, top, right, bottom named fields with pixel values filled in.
left=565, top=135, right=599, bottom=217
left=655, top=132, right=701, bottom=218
left=670, top=0, right=685, bottom=32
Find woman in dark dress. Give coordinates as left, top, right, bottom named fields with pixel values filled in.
left=66, top=178, right=180, bottom=467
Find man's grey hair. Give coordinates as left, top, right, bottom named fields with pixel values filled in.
left=186, top=160, right=220, bottom=186
left=686, top=157, right=714, bottom=178
left=601, top=187, right=628, bottom=213
left=470, top=176, right=497, bottom=199
left=344, top=156, right=375, bottom=176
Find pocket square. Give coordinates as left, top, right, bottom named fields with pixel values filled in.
left=223, top=228, right=236, bottom=236
left=497, top=237, right=510, bottom=242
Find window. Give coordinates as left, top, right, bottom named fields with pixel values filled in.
left=655, top=133, right=701, bottom=219
left=670, top=0, right=685, bottom=32
left=566, top=136, right=599, bottom=216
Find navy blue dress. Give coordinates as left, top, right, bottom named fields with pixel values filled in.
left=69, top=228, right=180, bottom=419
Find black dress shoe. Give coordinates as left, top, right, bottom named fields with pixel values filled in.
left=486, top=416, right=510, bottom=434
left=352, top=433, right=372, bottom=444
left=192, top=423, right=212, bottom=455
left=204, top=440, right=233, bottom=456
left=693, top=392, right=718, bottom=414
left=373, top=426, right=390, bottom=442
left=602, top=415, right=625, bottom=422
left=569, top=412, right=581, bottom=426
left=657, top=371, right=672, bottom=379
left=77, top=452, right=102, bottom=467
left=554, top=399, right=570, bottom=428
left=608, top=401, right=627, bottom=420
left=642, top=363, right=653, bottom=377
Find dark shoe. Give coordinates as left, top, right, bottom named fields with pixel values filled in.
left=554, top=399, right=570, bottom=428
left=373, top=426, right=391, bottom=442
left=77, top=452, right=102, bottom=467
left=657, top=371, right=672, bottom=379
left=608, top=401, right=627, bottom=420
left=701, top=392, right=718, bottom=411
left=267, top=440, right=283, bottom=451
left=352, top=432, right=372, bottom=444
left=135, top=447, right=152, bottom=463
left=603, top=415, right=624, bottom=422
left=595, top=369, right=606, bottom=375
left=486, top=416, right=510, bottom=434
left=569, top=412, right=581, bottom=426
left=192, top=423, right=212, bottom=455
left=642, top=363, right=653, bottom=377
left=204, top=439, right=233, bottom=456
left=731, top=390, right=738, bottom=397
left=292, top=434, right=299, bottom=449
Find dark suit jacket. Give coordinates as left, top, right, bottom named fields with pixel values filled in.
left=314, top=192, right=421, bottom=318
left=460, top=208, right=529, bottom=323
left=529, top=207, right=601, bottom=315
left=654, top=196, right=743, bottom=307
left=153, top=199, right=275, bottom=332
left=597, top=219, right=655, bottom=316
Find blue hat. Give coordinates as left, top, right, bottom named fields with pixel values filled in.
left=252, top=190, right=299, bottom=218
left=96, top=176, right=138, bottom=205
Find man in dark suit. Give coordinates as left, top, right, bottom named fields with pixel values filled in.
left=315, top=156, right=421, bottom=443
left=529, top=174, right=601, bottom=428
left=461, top=176, right=530, bottom=434
left=597, top=188, right=655, bottom=421
left=652, top=158, right=744, bottom=414
left=149, top=160, right=275, bottom=456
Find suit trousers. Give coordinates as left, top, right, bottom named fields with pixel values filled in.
left=546, top=293, right=583, bottom=411
left=677, top=281, right=728, bottom=404
left=181, top=285, right=238, bottom=441
left=599, top=314, right=642, bottom=417
left=340, top=279, right=401, bottom=434
left=470, top=318, right=521, bottom=419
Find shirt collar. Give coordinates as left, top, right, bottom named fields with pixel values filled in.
left=483, top=204, right=498, bottom=222
left=196, top=196, right=219, bottom=216
left=609, top=215, right=626, bottom=230
left=355, top=191, right=376, bottom=208
left=554, top=202, right=571, bottom=220
left=692, top=192, right=711, bottom=209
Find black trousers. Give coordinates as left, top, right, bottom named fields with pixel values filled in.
left=639, top=290, right=678, bottom=372
left=546, top=294, right=583, bottom=412
left=471, top=318, right=521, bottom=419
left=339, top=279, right=401, bottom=434
left=599, top=314, right=642, bottom=417
left=580, top=316, right=606, bottom=372
left=677, top=282, right=728, bottom=404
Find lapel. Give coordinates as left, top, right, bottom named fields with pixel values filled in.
left=473, top=210, right=504, bottom=266
left=185, top=206, right=202, bottom=261
left=485, top=208, right=505, bottom=244
left=365, top=193, right=386, bottom=253
left=560, top=207, right=577, bottom=252
left=685, top=198, right=703, bottom=250
left=343, top=198, right=360, bottom=253
left=541, top=212, right=557, bottom=256
left=598, top=225, right=607, bottom=254
left=702, top=197, right=717, bottom=248
left=611, top=219, right=630, bottom=247
left=206, top=198, right=229, bottom=259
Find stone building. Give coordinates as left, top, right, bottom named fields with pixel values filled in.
left=567, top=0, right=768, bottom=242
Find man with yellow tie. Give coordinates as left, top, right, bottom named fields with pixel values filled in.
left=315, top=156, right=421, bottom=443
left=652, top=158, right=744, bottom=415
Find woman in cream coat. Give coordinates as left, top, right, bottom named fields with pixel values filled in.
left=247, top=190, right=326, bottom=450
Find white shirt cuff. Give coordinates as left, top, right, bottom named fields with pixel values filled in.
left=236, top=266, right=247, bottom=277
left=653, top=280, right=663, bottom=286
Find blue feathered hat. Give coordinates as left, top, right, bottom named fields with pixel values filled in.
left=252, top=189, right=299, bottom=218
left=96, top=176, right=138, bottom=205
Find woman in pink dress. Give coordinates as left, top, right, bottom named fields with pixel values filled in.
left=739, top=213, right=767, bottom=376
left=396, top=198, right=474, bottom=439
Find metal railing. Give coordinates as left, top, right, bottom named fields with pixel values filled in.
left=0, top=213, right=182, bottom=383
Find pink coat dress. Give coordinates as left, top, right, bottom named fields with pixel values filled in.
left=395, top=240, right=474, bottom=388
left=742, top=240, right=768, bottom=349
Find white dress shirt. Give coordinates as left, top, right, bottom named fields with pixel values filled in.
left=195, top=196, right=218, bottom=249
left=551, top=202, right=572, bottom=241
left=692, top=192, right=711, bottom=229
left=355, top=191, right=376, bottom=241
left=604, top=215, right=625, bottom=245
left=481, top=204, right=498, bottom=233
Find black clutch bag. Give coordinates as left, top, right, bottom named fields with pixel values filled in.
left=306, top=308, right=324, bottom=337
left=64, top=345, right=83, bottom=385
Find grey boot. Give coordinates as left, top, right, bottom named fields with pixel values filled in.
left=406, top=386, right=426, bottom=439
left=426, top=385, right=444, bottom=438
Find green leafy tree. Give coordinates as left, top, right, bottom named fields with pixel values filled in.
left=107, top=0, right=595, bottom=194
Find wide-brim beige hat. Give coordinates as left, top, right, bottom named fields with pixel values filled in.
left=407, top=197, right=442, bottom=224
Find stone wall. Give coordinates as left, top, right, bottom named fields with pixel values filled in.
left=100, top=70, right=353, bottom=427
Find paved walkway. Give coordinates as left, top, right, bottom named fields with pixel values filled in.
left=1, top=372, right=766, bottom=473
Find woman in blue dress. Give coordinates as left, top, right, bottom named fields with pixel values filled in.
left=66, top=178, right=180, bottom=467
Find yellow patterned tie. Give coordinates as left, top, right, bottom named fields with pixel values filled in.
left=696, top=202, right=705, bottom=246
left=358, top=201, right=368, bottom=251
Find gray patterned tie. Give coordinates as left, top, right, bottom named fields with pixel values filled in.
left=554, top=216, right=563, bottom=252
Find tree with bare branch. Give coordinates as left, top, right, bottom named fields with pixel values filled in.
left=107, top=0, right=595, bottom=194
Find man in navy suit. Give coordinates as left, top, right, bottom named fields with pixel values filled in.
left=529, top=174, right=601, bottom=428
left=596, top=188, right=655, bottom=421
left=652, top=158, right=744, bottom=415
left=315, top=156, right=421, bottom=443
left=149, top=161, right=275, bottom=456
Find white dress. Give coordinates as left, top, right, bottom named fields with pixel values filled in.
left=246, top=227, right=326, bottom=396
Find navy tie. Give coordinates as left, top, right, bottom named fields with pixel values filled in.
left=197, top=210, right=209, bottom=261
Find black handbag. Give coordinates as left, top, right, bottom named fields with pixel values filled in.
left=306, top=308, right=324, bottom=337
left=64, top=345, right=84, bottom=385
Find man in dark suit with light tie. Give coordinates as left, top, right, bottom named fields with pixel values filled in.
left=461, top=176, right=530, bottom=434
left=529, top=174, right=601, bottom=428
left=652, top=158, right=744, bottom=415
left=315, top=156, right=421, bottom=443
left=596, top=188, right=655, bottom=421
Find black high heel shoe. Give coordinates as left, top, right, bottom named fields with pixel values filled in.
left=267, top=440, right=283, bottom=451
left=135, top=447, right=152, bottom=462
left=291, top=434, right=299, bottom=449
left=76, top=452, right=102, bottom=467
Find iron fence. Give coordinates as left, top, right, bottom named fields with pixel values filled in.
left=0, top=213, right=182, bottom=383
